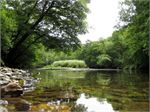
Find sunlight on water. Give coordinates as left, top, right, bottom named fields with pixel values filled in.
left=77, top=93, right=116, bottom=112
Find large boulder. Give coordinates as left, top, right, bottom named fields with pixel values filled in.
left=1, top=82, right=23, bottom=97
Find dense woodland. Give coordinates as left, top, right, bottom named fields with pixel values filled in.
left=1, top=0, right=149, bottom=71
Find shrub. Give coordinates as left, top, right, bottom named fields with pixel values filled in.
left=51, top=60, right=87, bottom=68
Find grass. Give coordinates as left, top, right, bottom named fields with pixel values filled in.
left=43, top=60, right=87, bottom=68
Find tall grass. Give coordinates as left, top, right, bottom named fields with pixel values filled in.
left=51, top=60, right=87, bottom=68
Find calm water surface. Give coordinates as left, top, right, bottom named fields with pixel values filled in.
left=3, top=70, right=149, bottom=112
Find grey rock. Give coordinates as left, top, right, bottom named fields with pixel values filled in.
left=11, top=75, right=21, bottom=80
left=0, top=106, right=8, bottom=112
left=4, top=72, right=12, bottom=77
left=0, top=100, right=8, bottom=105
left=0, top=75, right=11, bottom=85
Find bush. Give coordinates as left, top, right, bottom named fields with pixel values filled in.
left=51, top=60, right=87, bottom=68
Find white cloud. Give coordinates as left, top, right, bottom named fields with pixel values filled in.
left=79, top=0, right=120, bottom=43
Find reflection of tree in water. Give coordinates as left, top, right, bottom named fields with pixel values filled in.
left=80, top=71, right=114, bottom=87
left=71, top=104, right=87, bottom=112
left=108, top=72, right=148, bottom=89
left=31, top=70, right=149, bottom=111
left=75, top=71, right=149, bottom=111
left=77, top=71, right=100, bottom=87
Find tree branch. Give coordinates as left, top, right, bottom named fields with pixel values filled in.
left=7, top=1, right=55, bottom=63
left=12, top=0, right=39, bottom=43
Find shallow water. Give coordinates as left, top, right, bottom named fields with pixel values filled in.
left=2, top=70, right=149, bottom=112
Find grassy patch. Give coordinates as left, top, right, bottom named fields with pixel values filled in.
left=43, top=60, right=87, bottom=68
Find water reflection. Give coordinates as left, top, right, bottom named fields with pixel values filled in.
left=2, top=70, right=149, bottom=111
left=76, top=93, right=116, bottom=112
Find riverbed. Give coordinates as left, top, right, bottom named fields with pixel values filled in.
left=2, top=69, right=149, bottom=112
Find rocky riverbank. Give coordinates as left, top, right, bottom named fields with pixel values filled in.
left=0, top=67, right=38, bottom=98
left=0, top=67, right=39, bottom=111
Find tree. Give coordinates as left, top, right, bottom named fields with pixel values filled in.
left=118, top=0, right=149, bottom=70
left=1, top=0, right=89, bottom=68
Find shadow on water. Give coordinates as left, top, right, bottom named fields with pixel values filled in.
left=2, top=69, right=149, bottom=112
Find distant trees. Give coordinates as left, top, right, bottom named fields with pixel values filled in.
left=77, top=0, right=149, bottom=70
left=1, top=0, right=89, bottom=68
left=77, top=37, right=125, bottom=68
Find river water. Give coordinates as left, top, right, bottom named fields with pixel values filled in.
left=2, top=69, right=149, bottom=112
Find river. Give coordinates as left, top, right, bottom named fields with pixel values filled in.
left=2, top=69, right=149, bottom=112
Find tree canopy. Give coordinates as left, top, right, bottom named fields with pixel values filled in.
left=1, top=0, right=89, bottom=68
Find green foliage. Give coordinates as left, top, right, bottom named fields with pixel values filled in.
left=77, top=41, right=102, bottom=68
left=76, top=39, right=122, bottom=68
left=51, top=60, right=87, bottom=68
left=74, top=0, right=149, bottom=70
left=32, top=45, right=78, bottom=68
left=1, top=0, right=89, bottom=68
left=97, top=54, right=111, bottom=66
left=0, top=1, right=17, bottom=55
left=118, top=0, right=149, bottom=70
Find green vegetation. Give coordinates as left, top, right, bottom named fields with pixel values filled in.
left=52, top=60, right=87, bottom=68
left=49, top=0, right=147, bottom=71
left=1, top=0, right=148, bottom=71
left=1, top=0, right=89, bottom=68
left=75, top=0, right=149, bottom=70
left=43, top=60, right=87, bottom=68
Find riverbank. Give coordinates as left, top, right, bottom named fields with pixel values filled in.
left=0, top=67, right=38, bottom=110
left=38, top=67, right=121, bottom=72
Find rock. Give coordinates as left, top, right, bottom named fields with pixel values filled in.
left=0, top=106, right=8, bottom=112
left=25, top=73, right=31, bottom=77
left=3, top=82, right=23, bottom=91
left=5, top=72, right=12, bottom=76
left=19, top=70, right=27, bottom=74
left=0, top=100, right=8, bottom=105
left=23, top=79, right=33, bottom=88
left=11, top=75, right=21, bottom=80
left=0, top=74, right=4, bottom=77
left=1, top=82, right=23, bottom=97
left=0, top=67, right=37, bottom=97
left=23, top=78, right=37, bottom=92
left=0, top=80, right=10, bottom=85
left=23, top=86, right=36, bottom=92
left=58, top=90, right=78, bottom=100
left=0, top=75, right=11, bottom=85
left=14, top=100, right=31, bottom=111
left=11, top=80, right=19, bottom=84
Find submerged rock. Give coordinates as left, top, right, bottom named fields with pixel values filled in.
left=15, top=100, right=31, bottom=111
left=30, top=103, right=71, bottom=112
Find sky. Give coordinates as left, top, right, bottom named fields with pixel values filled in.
left=79, top=0, right=121, bottom=43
